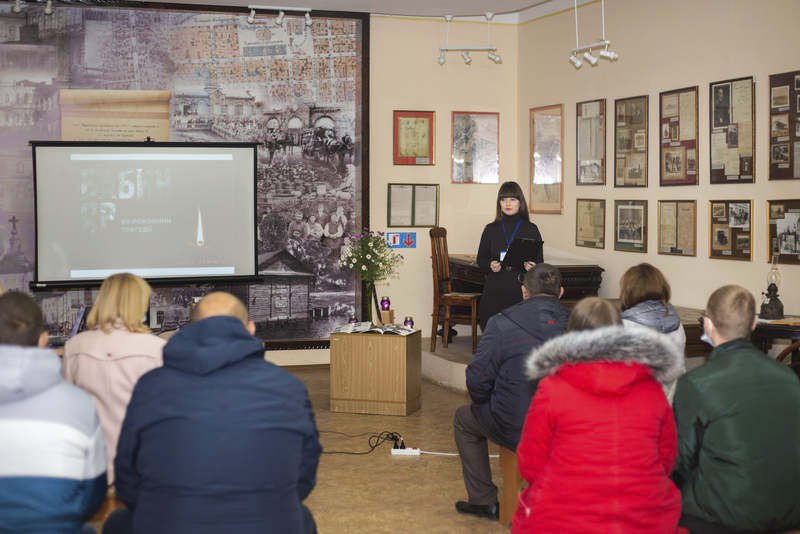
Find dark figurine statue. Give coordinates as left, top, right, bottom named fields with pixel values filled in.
left=759, top=283, right=784, bottom=320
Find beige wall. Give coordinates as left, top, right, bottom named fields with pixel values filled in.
left=369, top=15, right=520, bottom=336
left=517, top=0, right=800, bottom=313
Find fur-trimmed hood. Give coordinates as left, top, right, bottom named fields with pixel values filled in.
left=525, top=325, right=683, bottom=388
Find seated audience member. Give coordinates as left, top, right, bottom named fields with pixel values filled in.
left=619, top=263, right=686, bottom=402
left=106, top=292, right=321, bottom=534
left=0, top=291, right=107, bottom=533
left=63, top=273, right=164, bottom=485
left=514, top=297, right=683, bottom=533
left=454, top=264, right=570, bottom=520
left=673, top=285, right=800, bottom=534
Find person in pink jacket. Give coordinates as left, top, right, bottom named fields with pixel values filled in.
left=63, top=273, right=165, bottom=484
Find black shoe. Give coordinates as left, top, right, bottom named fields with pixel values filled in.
left=455, top=501, right=499, bottom=520
left=436, top=327, right=458, bottom=343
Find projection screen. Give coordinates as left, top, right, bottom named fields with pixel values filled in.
left=32, top=142, right=258, bottom=287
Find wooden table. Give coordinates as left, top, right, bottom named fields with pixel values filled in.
left=329, top=331, right=421, bottom=416
left=448, top=253, right=604, bottom=302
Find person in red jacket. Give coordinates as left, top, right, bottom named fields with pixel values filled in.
left=513, top=297, right=684, bottom=534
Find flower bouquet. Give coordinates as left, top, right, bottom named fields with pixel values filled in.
left=339, top=229, right=403, bottom=321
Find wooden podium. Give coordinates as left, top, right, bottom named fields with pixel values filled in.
left=329, top=330, right=421, bottom=416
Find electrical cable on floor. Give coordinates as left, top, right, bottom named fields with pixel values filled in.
left=319, top=430, right=402, bottom=455
left=421, top=451, right=499, bottom=458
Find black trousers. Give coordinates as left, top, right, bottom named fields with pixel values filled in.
left=679, top=514, right=780, bottom=534
left=453, top=404, right=499, bottom=505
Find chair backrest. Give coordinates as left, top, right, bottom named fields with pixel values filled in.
left=429, top=227, right=452, bottom=297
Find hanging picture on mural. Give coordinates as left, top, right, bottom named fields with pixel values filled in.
left=530, top=104, right=563, bottom=213
left=451, top=111, right=499, bottom=184
left=0, top=5, right=368, bottom=349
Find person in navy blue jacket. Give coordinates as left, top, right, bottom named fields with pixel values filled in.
left=453, top=265, right=569, bottom=520
left=105, top=292, right=321, bottom=534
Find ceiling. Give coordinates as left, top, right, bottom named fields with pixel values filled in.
left=128, top=0, right=556, bottom=18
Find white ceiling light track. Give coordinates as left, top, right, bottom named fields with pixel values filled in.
left=438, top=12, right=502, bottom=66
left=568, top=0, right=618, bottom=69
left=247, top=5, right=312, bottom=27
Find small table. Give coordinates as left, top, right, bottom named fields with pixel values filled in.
left=329, top=331, right=421, bottom=416
left=752, top=317, right=800, bottom=363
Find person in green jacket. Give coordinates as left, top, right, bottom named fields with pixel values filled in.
left=673, top=285, right=800, bottom=534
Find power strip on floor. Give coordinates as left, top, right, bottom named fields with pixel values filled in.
left=390, top=447, right=421, bottom=456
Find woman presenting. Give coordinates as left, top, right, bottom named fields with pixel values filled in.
left=477, top=181, right=543, bottom=329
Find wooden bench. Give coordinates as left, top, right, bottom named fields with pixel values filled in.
left=499, top=446, right=523, bottom=527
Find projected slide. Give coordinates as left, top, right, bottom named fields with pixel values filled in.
left=34, top=143, right=256, bottom=283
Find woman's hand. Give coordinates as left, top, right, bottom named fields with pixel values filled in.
left=490, top=260, right=502, bottom=272
left=523, top=261, right=536, bottom=271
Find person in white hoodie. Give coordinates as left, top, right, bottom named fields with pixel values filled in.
left=619, top=263, right=686, bottom=403
left=0, top=291, right=106, bottom=534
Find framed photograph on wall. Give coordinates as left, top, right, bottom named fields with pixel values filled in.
left=575, top=198, right=605, bottom=248
left=387, top=183, right=439, bottom=227
left=660, top=86, right=698, bottom=186
left=530, top=104, right=563, bottom=213
left=393, top=110, right=435, bottom=165
left=710, top=77, right=755, bottom=183
left=614, top=200, right=647, bottom=253
left=451, top=111, right=499, bottom=184
left=614, top=95, right=648, bottom=187
left=768, top=70, right=800, bottom=180
left=576, top=99, right=605, bottom=185
left=658, top=200, right=696, bottom=256
left=709, top=200, right=752, bottom=261
left=767, top=199, right=800, bottom=264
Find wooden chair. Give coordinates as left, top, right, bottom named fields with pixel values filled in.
left=775, top=340, right=800, bottom=379
left=499, top=446, right=523, bottom=527
left=429, top=227, right=480, bottom=353
left=88, top=489, right=125, bottom=524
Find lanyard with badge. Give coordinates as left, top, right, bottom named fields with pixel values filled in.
left=499, top=219, right=521, bottom=263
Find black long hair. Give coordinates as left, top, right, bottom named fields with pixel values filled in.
left=494, top=181, right=530, bottom=222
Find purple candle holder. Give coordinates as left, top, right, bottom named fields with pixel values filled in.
left=380, top=296, right=391, bottom=311
left=403, top=316, right=414, bottom=329
left=348, top=315, right=359, bottom=324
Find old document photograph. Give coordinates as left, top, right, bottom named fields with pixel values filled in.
left=575, top=198, right=605, bottom=248
left=712, top=224, right=731, bottom=252
left=663, top=146, right=686, bottom=181
left=777, top=212, right=799, bottom=255
left=531, top=105, right=564, bottom=213
left=712, top=202, right=727, bottom=219
left=452, top=111, right=499, bottom=184
left=728, top=202, right=750, bottom=229
left=614, top=96, right=648, bottom=187
left=772, top=114, right=789, bottom=138
left=676, top=201, right=696, bottom=254
left=576, top=99, right=605, bottom=185
left=771, top=85, right=790, bottom=108
left=659, top=201, right=678, bottom=250
left=394, top=111, right=435, bottom=165
left=615, top=200, right=647, bottom=252
left=713, top=83, right=731, bottom=127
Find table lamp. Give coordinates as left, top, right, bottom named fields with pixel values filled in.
left=759, top=256, right=784, bottom=320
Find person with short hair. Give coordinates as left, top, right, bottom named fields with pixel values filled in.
left=454, top=264, right=569, bottom=521
left=107, top=292, right=321, bottom=534
left=673, top=285, right=800, bottom=534
left=0, top=291, right=107, bottom=534
left=513, top=297, right=683, bottom=533
left=619, top=263, right=686, bottom=402
left=63, top=273, right=164, bottom=484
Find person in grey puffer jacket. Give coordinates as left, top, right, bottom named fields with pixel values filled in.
left=619, top=264, right=686, bottom=403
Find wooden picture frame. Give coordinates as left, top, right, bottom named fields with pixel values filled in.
left=614, top=200, right=647, bottom=253
left=387, top=183, right=439, bottom=227
left=614, top=95, right=648, bottom=187
left=575, top=198, right=605, bottom=249
left=766, top=199, right=800, bottom=264
left=393, top=110, right=435, bottom=165
left=660, top=86, right=698, bottom=186
left=709, top=200, right=752, bottom=261
left=710, top=77, right=755, bottom=184
left=768, top=70, right=800, bottom=180
left=576, top=99, right=605, bottom=185
left=451, top=111, right=499, bottom=183
left=530, top=104, right=563, bottom=213
left=658, top=200, right=696, bottom=256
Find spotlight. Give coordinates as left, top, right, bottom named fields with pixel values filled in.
left=461, top=51, right=471, bottom=65
left=583, top=51, right=598, bottom=65
left=247, top=8, right=255, bottom=24
left=438, top=50, right=446, bottom=65
left=275, top=10, right=284, bottom=25
left=11, top=0, right=21, bottom=13
left=568, top=54, right=582, bottom=69
left=305, top=11, right=312, bottom=26
left=44, top=0, right=52, bottom=15
left=487, top=52, right=502, bottom=64
left=599, top=49, right=619, bottom=61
